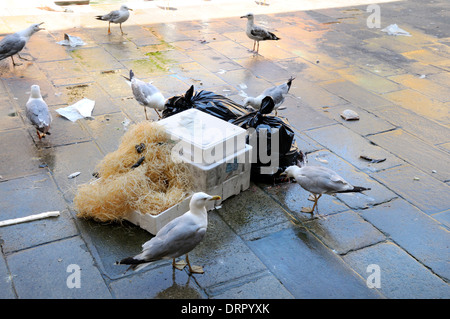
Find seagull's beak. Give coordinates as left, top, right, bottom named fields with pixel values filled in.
left=38, top=22, right=45, bottom=30
left=128, top=8, right=133, bottom=11
left=240, top=16, right=246, bottom=18
left=279, top=172, right=287, bottom=176
left=208, top=195, right=221, bottom=201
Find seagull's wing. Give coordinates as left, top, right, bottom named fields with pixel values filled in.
left=0, top=34, right=26, bottom=60
left=251, top=25, right=279, bottom=40
left=131, top=80, right=160, bottom=106
left=300, top=166, right=353, bottom=194
left=263, top=85, right=285, bottom=106
left=101, top=10, right=121, bottom=22
left=139, top=214, right=205, bottom=262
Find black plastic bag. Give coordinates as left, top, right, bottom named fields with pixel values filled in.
left=162, top=85, right=248, bottom=121
left=232, top=96, right=304, bottom=182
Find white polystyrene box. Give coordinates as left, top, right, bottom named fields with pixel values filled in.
left=124, top=145, right=252, bottom=235
left=158, top=108, right=247, bottom=165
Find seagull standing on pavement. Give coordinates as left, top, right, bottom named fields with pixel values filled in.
left=282, top=165, right=370, bottom=218
left=124, top=69, right=166, bottom=120
left=0, top=23, right=44, bottom=66
left=95, top=5, right=133, bottom=35
left=240, top=13, right=280, bottom=54
left=116, top=192, right=221, bottom=274
left=25, top=85, right=52, bottom=140
left=244, top=76, right=295, bottom=115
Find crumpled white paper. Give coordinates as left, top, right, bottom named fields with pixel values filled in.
left=56, top=98, right=95, bottom=122
left=381, top=24, right=411, bottom=36
left=57, top=33, right=86, bottom=47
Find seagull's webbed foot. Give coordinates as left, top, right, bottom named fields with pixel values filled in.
left=186, top=254, right=204, bottom=274
left=18, top=53, right=32, bottom=61
left=172, top=258, right=187, bottom=270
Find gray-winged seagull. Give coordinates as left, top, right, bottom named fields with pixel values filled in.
left=125, top=69, right=166, bottom=120
left=95, top=5, right=133, bottom=35
left=282, top=165, right=370, bottom=218
left=240, top=13, right=280, bottom=53
left=244, top=76, right=294, bottom=115
left=0, top=23, right=44, bottom=66
left=26, top=85, right=52, bottom=140
left=116, top=192, right=221, bottom=274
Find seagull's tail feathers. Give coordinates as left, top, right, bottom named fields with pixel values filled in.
left=339, top=186, right=371, bottom=193
left=266, top=31, right=280, bottom=41
left=115, top=256, right=152, bottom=272
left=286, top=76, right=295, bottom=90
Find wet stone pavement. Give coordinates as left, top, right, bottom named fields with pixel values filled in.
left=0, top=0, right=449, bottom=299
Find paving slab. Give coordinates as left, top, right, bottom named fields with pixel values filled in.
left=343, top=242, right=450, bottom=299
left=361, top=199, right=450, bottom=281
left=209, top=271, right=294, bottom=299
left=247, top=226, right=382, bottom=298
left=320, top=79, right=393, bottom=110
left=7, top=236, right=112, bottom=299
left=369, top=129, right=450, bottom=182
left=110, top=264, right=206, bottom=299
left=0, top=254, right=15, bottom=298
left=370, top=103, right=450, bottom=146
left=304, top=210, right=385, bottom=255
left=0, top=172, right=78, bottom=253
left=0, top=129, right=42, bottom=180
left=371, top=165, right=450, bottom=215
left=320, top=103, right=396, bottom=136
left=305, top=123, right=405, bottom=173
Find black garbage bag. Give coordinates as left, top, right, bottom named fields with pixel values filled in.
left=232, top=96, right=304, bottom=183
left=162, top=85, right=248, bottom=121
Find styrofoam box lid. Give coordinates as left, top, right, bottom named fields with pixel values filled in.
left=158, top=109, right=247, bottom=149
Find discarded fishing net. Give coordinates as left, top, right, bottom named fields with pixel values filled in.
left=74, top=121, right=193, bottom=222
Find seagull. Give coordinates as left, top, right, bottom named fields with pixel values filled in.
left=123, top=69, right=166, bottom=120
left=116, top=192, right=221, bottom=274
left=95, top=5, right=132, bottom=35
left=25, top=85, right=52, bottom=140
left=240, top=13, right=280, bottom=54
left=281, top=165, right=370, bottom=218
left=0, top=22, right=44, bottom=66
left=244, top=77, right=295, bottom=115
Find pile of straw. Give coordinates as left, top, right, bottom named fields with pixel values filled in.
left=74, top=121, right=193, bottom=222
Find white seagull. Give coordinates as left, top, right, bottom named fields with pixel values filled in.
left=25, top=85, right=52, bottom=140
left=116, top=192, right=221, bottom=274
left=282, top=165, right=370, bottom=218
left=244, top=77, right=295, bottom=115
left=240, top=13, right=280, bottom=53
left=95, top=5, right=133, bottom=35
left=124, top=69, right=166, bottom=120
left=0, top=23, right=44, bottom=66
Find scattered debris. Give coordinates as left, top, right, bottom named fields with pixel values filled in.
left=431, top=170, right=437, bottom=174
left=360, top=155, right=386, bottom=163
left=0, top=211, right=60, bottom=227
left=39, top=163, right=48, bottom=168
left=68, top=172, right=81, bottom=179
left=381, top=24, right=411, bottom=36
left=413, top=176, right=420, bottom=181
left=135, top=143, right=146, bottom=154
left=315, top=156, right=329, bottom=164
left=340, top=109, right=360, bottom=121
left=238, top=83, right=248, bottom=90
left=419, top=74, right=426, bottom=79
left=56, top=98, right=95, bottom=122
left=57, top=34, right=86, bottom=47
left=131, top=156, right=145, bottom=169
